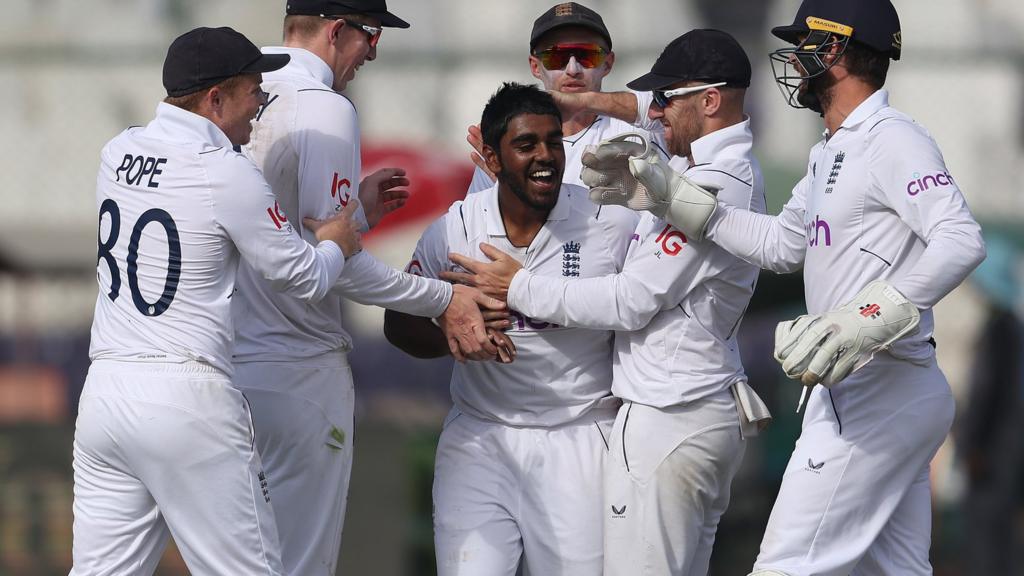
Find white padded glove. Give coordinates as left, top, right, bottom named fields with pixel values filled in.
left=580, top=132, right=719, bottom=238
left=774, top=280, right=921, bottom=388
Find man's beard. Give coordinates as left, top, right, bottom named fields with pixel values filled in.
left=498, top=166, right=558, bottom=212
left=798, top=72, right=836, bottom=115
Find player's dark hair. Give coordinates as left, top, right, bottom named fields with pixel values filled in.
left=843, top=40, right=890, bottom=89
left=480, top=82, right=562, bottom=151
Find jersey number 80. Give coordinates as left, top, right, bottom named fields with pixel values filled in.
left=97, top=199, right=181, bottom=317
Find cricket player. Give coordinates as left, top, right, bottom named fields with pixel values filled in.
left=444, top=30, right=770, bottom=576
left=72, top=27, right=363, bottom=574
left=384, top=83, right=639, bottom=575
left=465, top=2, right=685, bottom=195
left=232, top=1, right=502, bottom=573
left=584, top=1, right=987, bottom=574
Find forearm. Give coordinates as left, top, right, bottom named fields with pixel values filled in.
left=383, top=310, right=450, bottom=359
left=706, top=204, right=805, bottom=274
left=577, top=91, right=641, bottom=125
left=893, top=225, right=986, bottom=309
left=332, top=251, right=452, bottom=317
left=507, top=269, right=661, bottom=331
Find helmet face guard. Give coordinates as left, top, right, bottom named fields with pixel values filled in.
left=770, top=25, right=851, bottom=110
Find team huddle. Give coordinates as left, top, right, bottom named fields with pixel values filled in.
left=72, top=0, right=986, bottom=575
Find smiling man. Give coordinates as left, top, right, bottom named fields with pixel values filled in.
left=232, top=1, right=503, bottom=574
left=440, top=31, right=770, bottom=576
left=465, top=2, right=682, bottom=194
left=385, top=83, right=638, bottom=575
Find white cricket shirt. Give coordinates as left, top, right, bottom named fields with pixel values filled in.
left=407, top=184, right=638, bottom=426
left=508, top=120, right=765, bottom=407
left=466, top=91, right=687, bottom=193
left=233, top=47, right=452, bottom=363
left=89, top=103, right=345, bottom=376
left=707, top=90, right=985, bottom=363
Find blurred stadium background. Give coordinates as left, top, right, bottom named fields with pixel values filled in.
left=1, top=0, right=1022, bottom=573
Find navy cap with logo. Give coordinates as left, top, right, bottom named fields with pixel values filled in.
left=772, top=0, right=902, bottom=60
left=627, top=29, right=751, bottom=92
left=530, top=2, right=612, bottom=50
left=286, top=0, right=410, bottom=28
left=163, top=27, right=290, bottom=97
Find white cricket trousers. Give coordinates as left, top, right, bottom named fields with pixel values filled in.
left=234, top=352, right=354, bottom=576
left=71, top=360, right=284, bottom=575
left=752, top=352, right=955, bottom=576
left=433, top=405, right=616, bottom=576
left=604, top=390, right=746, bottom=576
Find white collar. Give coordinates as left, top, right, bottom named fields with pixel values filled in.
left=839, top=89, right=889, bottom=131
left=480, top=183, right=573, bottom=238
left=146, top=102, right=233, bottom=149
left=262, top=46, right=335, bottom=88
left=688, top=117, right=754, bottom=167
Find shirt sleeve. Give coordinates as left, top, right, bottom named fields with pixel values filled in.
left=293, top=90, right=369, bottom=230
left=507, top=213, right=707, bottom=331
left=706, top=171, right=808, bottom=274
left=210, top=153, right=344, bottom=303
left=867, top=120, right=986, bottom=308
left=465, top=166, right=495, bottom=195
left=404, top=215, right=451, bottom=281
left=331, top=250, right=453, bottom=318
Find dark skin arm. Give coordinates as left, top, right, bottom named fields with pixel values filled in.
left=384, top=308, right=516, bottom=363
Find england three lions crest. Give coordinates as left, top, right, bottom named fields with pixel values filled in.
left=562, top=241, right=581, bottom=277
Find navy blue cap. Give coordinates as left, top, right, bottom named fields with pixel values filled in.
left=772, top=0, right=902, bottom=60
left=531, top=3, right=612, bottom=50
left=286, top=0, right=410, bottom=28
left=627, top=29, right=751, bottom=91
left=163, top=27, right=289, bottom=97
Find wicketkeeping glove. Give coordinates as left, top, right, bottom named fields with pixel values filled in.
left=774, top=280, right=921, bottom=388
left=580, top=132, right=720, bottom=239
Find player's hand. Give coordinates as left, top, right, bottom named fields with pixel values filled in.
left=547, top=90, right=589, bottom=119
left=582, top=133, right=720, bottom=239
left=482, top=308, right=512, bottom=331
left=773, top=280, right=921, bottom=388
left=359, top=168, right=410, bottom=228
left=488, top=328, right=517, bottom=364
left=438, top=284, right=505, bottom=363
left=580, top=133, right=647, bottom=208
left=467, top=124, right=496, bottom=183
left=304, top=199, right=362, bottom=257
left=441, top=243, right=522, bottom=301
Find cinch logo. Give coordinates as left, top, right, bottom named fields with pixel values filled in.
left=805, top=216, right=831, bottom=247
left=906, top=171, right=954, bottom=196
left=655, top=224, right=687, bottom=256
left=508, top=309, right=560, bottom=332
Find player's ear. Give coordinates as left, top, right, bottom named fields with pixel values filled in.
left=602, top=50, right=615, bottom=75
left=207, top=85, right=223, bottom=112
left=328, top=19, right=345, bottom=43
left=482, top=144, right=501, bottom=176
left=528, top=56, right=545, bottom=81
left=702, top=88, right=722, bottom=116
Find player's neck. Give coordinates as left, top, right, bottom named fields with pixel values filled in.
left=496, top=187, right=550, bottom=247
left=562, top=111, right=599, bottom=138
left=822, top=79, right=876, bottom=136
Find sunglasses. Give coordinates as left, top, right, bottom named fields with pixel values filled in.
left=322, top=15, right=383, bottom=47
left=533, top=43, right=608, bottom=70
left=652, top=81, right=727, bottom=108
